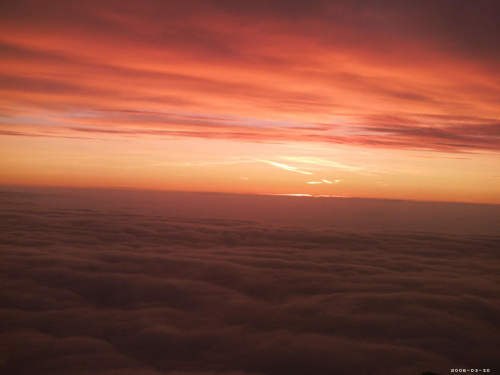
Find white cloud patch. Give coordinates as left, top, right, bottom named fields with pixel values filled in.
left=281, top=157, right=362, bottom=172
left=257, top=159, right=313, bottom=175
left=307, top=180, right=341, bottom=185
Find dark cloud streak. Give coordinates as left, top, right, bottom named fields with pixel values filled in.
left=2, top=109, right=499, bottom=152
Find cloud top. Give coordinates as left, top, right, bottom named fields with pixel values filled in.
left=1, top=187, right=499, bottom=374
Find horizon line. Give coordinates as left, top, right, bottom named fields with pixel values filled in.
left=1, top=183, right=498, bottom=207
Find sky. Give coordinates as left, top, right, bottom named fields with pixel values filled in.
left=1, top=0, right=499, bottom=203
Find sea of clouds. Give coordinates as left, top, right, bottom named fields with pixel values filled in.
left=0, top=188, right=499, bottom=375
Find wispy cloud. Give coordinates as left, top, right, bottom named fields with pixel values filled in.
left=166, top=158, right=254, bottom=168
left=307, top=179, right=342, bottom=185
left=1, top=0, right=499, bottom=154
left=281, top=157, right=363, bottom=172
left=257, top=159, right=313, bottom=175
left=1, top=108, right=499, bottom=153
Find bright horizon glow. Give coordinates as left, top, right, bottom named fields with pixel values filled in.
left=1, top=1, right=499, bottom=204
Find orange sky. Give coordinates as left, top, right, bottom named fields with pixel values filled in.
left=1, top=0, right=499, bottom=203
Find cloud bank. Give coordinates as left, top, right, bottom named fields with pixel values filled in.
left=1, top=188, right=499, bottom=374
left=1, top=0, right=499, bottom=153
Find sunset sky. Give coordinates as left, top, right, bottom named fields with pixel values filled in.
left=1, top=0, right=499, bottom=203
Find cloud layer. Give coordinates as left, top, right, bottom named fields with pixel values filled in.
left=1, top=188, right=499, bottom=374
left=1, top=0, right=499, bottom=153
